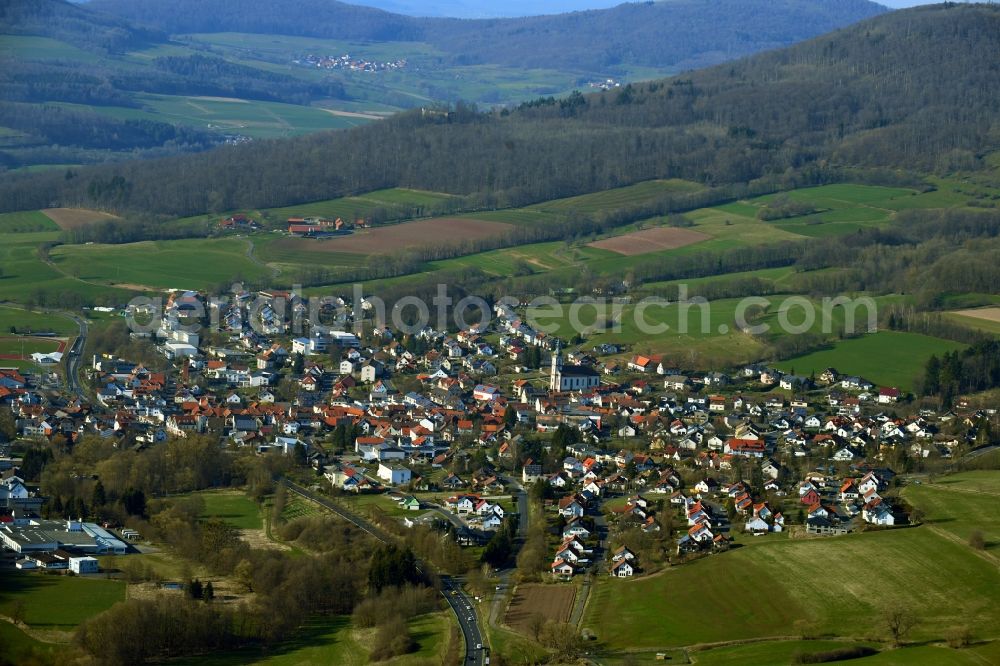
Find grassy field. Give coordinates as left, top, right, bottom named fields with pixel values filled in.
left=0, top=336, right=62, bottom=357
left=0, top=306, right=78, bottom=336
left=169, top=612, right=452, bottom=665
left=774, top=331, right=966, bottom=392
left=0, top=620, right=73, bottom=663
left=190, top=490, right=264, bottom=530
left=50, top=238, right=271, bottom=291
left=0, top=575, right=125, bottom=629
left=584, top=524, right=1000, bottom=650
left=263, top=188, right=457, bottom=222
left=686, top=640, right=1000, bottom=666
left=0, top=210, right=60, bottom=233
left=903, top=471, right=1000, bottom=558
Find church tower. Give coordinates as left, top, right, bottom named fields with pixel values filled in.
left=550, top=341, right=563, bottom=392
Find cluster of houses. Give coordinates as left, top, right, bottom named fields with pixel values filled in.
left=295, top=53, right=407, bottom=73
left=2, top=289, right=994, bottom=575
left=287, top=216, right=361, bottom=237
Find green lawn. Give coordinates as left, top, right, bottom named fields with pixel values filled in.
left=774, top=331, right=966, bottom=392
left=0, top=575, right=125, bottom=629
left=584, top=526, right=1000, bottom=650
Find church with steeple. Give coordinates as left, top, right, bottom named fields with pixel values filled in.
left=549, top=342, right=601, bottom=392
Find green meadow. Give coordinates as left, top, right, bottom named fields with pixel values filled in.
left=50, top=238, right=271, bottom=291
left=187, top=490, right=264, bottom=530
left=0, top=575, right=125, bottom=629
left=263, top=187, right=457, bottom=222
left=168, top=612, right=453, bottom=666
left=584, top=523, right=1000, bottom=651
left=774, top=331, right=966, bottom=391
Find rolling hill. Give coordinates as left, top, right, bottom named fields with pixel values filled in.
left=1, top=3, right=995, bottom=218
left=88, top=0, right=887, bottom=72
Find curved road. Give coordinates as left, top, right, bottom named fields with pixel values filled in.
left=282, top=479, right=489, bottom=665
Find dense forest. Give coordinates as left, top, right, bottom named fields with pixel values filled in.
left=0, top=0, right=163, bottom=53
left=88, top=0, right=886, bottom=72
left=2, top=4, right=996, bottom=217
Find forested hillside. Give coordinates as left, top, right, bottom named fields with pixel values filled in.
left=88, top=0, right=886, bottom=72
left=1, top=4, right=994, bottom=218
left=0, top=0, right=163, bottom=52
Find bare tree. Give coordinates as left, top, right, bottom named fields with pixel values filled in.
left=883, top=606, right=917, bottom=646
left=969, top=530, right=986, bottom=550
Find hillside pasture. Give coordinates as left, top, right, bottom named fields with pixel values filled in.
left=0, top=210, right=60, bottom=233
left=584, top=526, right=1000, bottom=650
left=945, top=307, right=1000, bottom=336
left=50, top=238, right=271, bottom=291
left=534, top=179, right=703, bottom=214
left=504, top=584, right=576, bottom=634
left=587, top=226, right=709, bottom=255
left=904, top=472, right=1000, bottom=559
left=42, top=207, right=119, bottom=230
left=774, top=331, right=966, bottom=392
left=264, top=188, right=457, bottom=223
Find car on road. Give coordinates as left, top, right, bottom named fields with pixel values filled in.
left=476, top=643, right=482, bottom=649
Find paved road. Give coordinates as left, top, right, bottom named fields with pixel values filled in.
left=488, top=475, right=529, bottom=625
left=282, top=480, right=489, bottom=665
left=64, top=314, right=87, bottom=398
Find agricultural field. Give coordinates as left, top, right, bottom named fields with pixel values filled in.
left=903, top=472, right=1000, bottom=558
left=41, top=208, right=119, bottom=231
left=0, top=227, right=135, bottom=304
left=944, top=307, right=1000, bottom=336
left=774, top=331, right=967, bottom=392
left=0, top=575, right=125, bottom=629
left=66, top=92, right=368, bottom=140
left=0, top=210, right=60, bottom=233
left=50, top=238, right=272, bottom=291
left=587, top=226, right=710, bottom=255
left=504, top=584, right=576, bottom=634
left=267, top=217, right=513, bottom=256
left=533, top=178, right=704, bottom=214
left=263, top=188, right=459, bottom=223
left=583, top=524, right=1000, bottom=650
